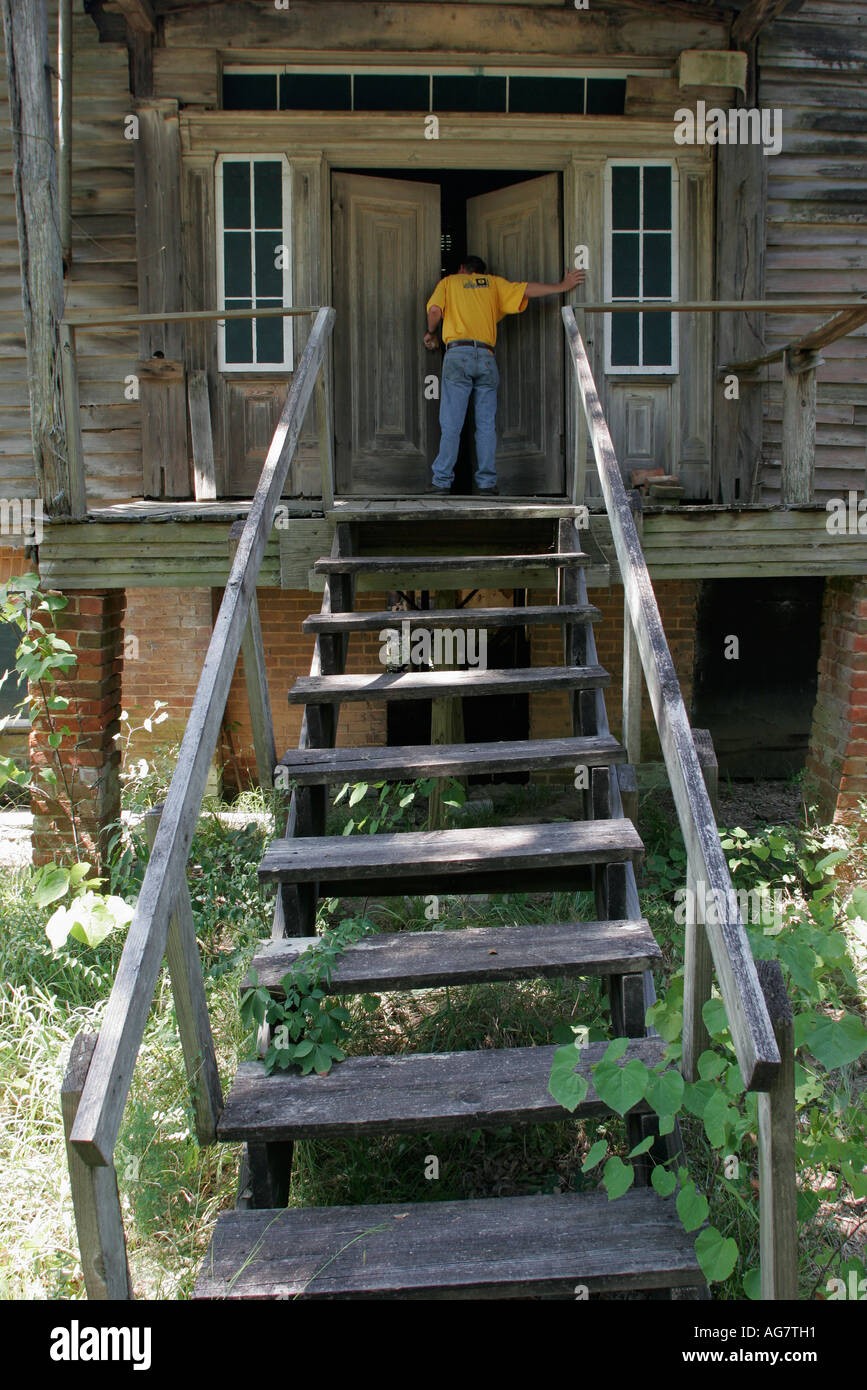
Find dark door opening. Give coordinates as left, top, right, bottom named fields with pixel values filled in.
left=385, top=587, right=531, bottom=780
left=693, top=578, right=824, bottom=779
left=331, top=167, right=564, bottom=496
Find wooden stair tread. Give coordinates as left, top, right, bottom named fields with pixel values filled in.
left=246, top=918, right=661, bottom=995
left=258, top=818, right=643, bottom=884
left=328, top=498, right=592, bottom=522
left=302, top=603, right=601, bottom=633
left=218, top=1036, right=666, bottom=1142
left=193, top=1189, right=703, bottom=1299
left=313, top=552, right=590, bottom=574
left=287, top=664, right=610, bottom=704
left=276, top=733, right=626, bottom=783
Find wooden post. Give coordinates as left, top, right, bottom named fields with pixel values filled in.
left=622, top=495, right=642, bottom=766
left=61, top=1033, right=133, bottom=1300
left=229, top=522, right=277, bottom=789
left=316, top=366, right=335, bottom=511
left=57, top=0, right=72, bottom=267
left=188, top=370, right=217, bottom=500
left=134, top=100, right=189, bottom=498
left=692, top=728, right=719, bottom=821
left=756, top=959, right=798, bottom=1301
left=682, top=853, right=713, bottom=1082
left=781, top=349, right=820, bottom=505
left=428, top=588, right=466, bottom=829
left=143, top=807, right=223, bottom=1145
left=571, top=309, right=588, bottom=505
left=58, top=323, right=88, bottom=518
left=1, top=0, right=76, bottom=514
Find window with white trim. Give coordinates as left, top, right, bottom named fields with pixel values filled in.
left=604, top=161, right=678, bottom=374
left=216, top=155, right=292, bottom=372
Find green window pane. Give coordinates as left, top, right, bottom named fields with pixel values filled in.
left=254, top=161, right=282, bottom=228
left=224, top=232, right=252, bottom=298
left=612, top=232, right=639, bottom=298
left=255, top=304, right=285, bottom=363
left=280, top=73, right=351, bottom=110
left=224, top=301, right=252, bottom=364
left=611, top=166, right=639, bottom=229
left=222, top=73, right=278, bottom=110
left=255, top=232, right=283, bottom=298
left=611, top=312, right=639, bottom=366
left=353, top=74, right=429, bottom=110
left=642, top=233, right=671, bottom=297
left=508, top=76, right=584, bottom=115
left=432, top=75, right=506, bottom=112
left=643, top=166, right=671, bottom=230
left=643, top=311, right=672, bottom=367
left=586, top=78, right=626, bottom=115
left=0, top=622, right=27, bottom=717
left=222, top=161, right=251, bottom=229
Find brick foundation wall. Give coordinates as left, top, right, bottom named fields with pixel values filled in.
left=30, top=589, right=125, bottom=870
left=805, top=576, right=867, bottom=821
left=122, top=587, right=213, bottom=753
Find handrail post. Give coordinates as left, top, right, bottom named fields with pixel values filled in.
left=682, top=854, right=713, bottom=1082
left=61, top=1032, right=133, bottom=1299
left=144, top=806, right=223, bottom=1144
left=229, top=521, right=278, bottom=790
left=316, top=362, right=335, bottom=511
left=756, top=960, right=798, bottom=1300
left=622, top=493, right=643, bottom=766
left=571, top=306, right=588, bottom=505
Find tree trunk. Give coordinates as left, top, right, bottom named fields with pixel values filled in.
left=1, top=0, right=76, bottom=516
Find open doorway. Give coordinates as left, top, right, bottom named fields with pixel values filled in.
left=331, top=167, right=565, bottom=497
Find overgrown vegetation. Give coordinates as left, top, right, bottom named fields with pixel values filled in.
left=1, top=754, right=865, bottom=1298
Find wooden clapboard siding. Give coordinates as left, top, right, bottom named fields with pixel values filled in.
left=756, top=4, right=867, bottom=502
left=0, top=3, right=140, bottom=503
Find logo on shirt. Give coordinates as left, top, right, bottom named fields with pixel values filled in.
left=462, top=277, right=489, bottom=289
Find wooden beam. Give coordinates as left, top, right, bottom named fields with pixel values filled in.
left=188, top=370, right=217, bottom=500
left=229, top=522, right=278, bottom=790
left=731, top=0, right=790, bottom=45
left=756, top=959, right=797, bottom=1301
left=0, top=0, right=77, bottom=515
left=721, top=302, right=867, bottom=376
left=61, top=1033, right=133, bottom=1299
left=780, top=348, right=818, bottom=505
left=109, top=0, right=156, bottom=33
left=164, top=2, right=730, bottom=55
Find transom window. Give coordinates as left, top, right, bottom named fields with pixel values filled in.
left=222, top=67, right=628, bottom=116
left=215, top=155, right=292, bottom=372
left=604, top=161, right=678, bottom=374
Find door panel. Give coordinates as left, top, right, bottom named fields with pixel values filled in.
left=466, top=174, right=564, bottom=495
left=332, top=172, right=440, bottom=494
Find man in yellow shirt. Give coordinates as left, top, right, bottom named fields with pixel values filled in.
left=425, top=256, right=584, bottom=494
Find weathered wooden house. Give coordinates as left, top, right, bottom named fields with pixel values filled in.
left=1, top=0, right=865, bottom=1299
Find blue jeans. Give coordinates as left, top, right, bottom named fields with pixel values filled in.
left=431, top=344, right=499, bottom=489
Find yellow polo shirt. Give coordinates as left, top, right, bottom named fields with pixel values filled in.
left=427, top=272, right=528, bottom=348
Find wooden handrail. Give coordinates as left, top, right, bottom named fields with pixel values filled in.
left=721, top=298, right=867, bottom=375
left=69, top=305, right=336, bottom=1167
left=562, top=305, right=780, bottom=1092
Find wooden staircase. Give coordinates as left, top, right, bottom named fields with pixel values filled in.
left=194, top=502, right=706, bottom=1299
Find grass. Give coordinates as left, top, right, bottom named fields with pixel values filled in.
left=1, top=778, right=865, bottom=1299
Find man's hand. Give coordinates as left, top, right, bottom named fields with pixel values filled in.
left=423, top=330, right=440, bottom=351
left=560, top=269, right=585, bottom=292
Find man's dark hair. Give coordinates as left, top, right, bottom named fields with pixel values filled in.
left=461, top=255, right=487, bottom=274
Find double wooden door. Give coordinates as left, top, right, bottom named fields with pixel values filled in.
left=332, top=171, right=564, bottom=496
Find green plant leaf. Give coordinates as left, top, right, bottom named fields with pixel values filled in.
left=676, top=1180, right=709, bottom=1232
left=628, top=1134, right=655, bottom=1159
left=602, top=1156, right=634, bottom=1200
left=694, top=1226, right=738, bottom=1283
left=795, top=1010, right=867, bottom=1070
left=582, top=1139, right=608, bottom=1172
left=697, top=1050, right=727, bottom=1081
left=601, top=1037, right=629, bottom=1062
left=702, top=998, right=729, bottom=1038
left=548, top=1045, right=589, bottom=1113
left=645, top=1067, right=684, bottom=1118
left=349, top=783, right=368, bottom=807
left=593, top=1057, right=649, bottom=1116
left=651, top=1165, right=677, bottom=1197
left=33, top=866, right=71, bottom=908
left=742, top=1266, right=762, bottom=1300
